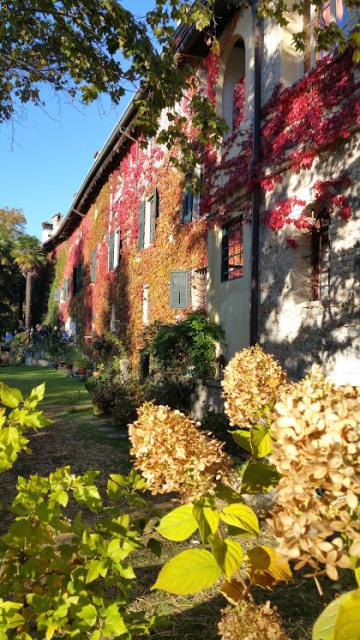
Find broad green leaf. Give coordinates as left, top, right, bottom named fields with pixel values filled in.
left=211, top=535, right=243, bottom=579
left=28, top=383, right=45, bottom=405
left=86, top=559, right=108, bottom=584
left=220, top=503, right=259, bottom=536
left=102, top=603, right=127, bottom=637
left=151, top=549, right=222, bottom=594
left=231, top=429, right=252, bottom=453
left=193, top=504, right=211, bottom=543
left=241, top=461, right=280, bottom=494
left=250, top=423, right=272, bottom=458
left=215, top=483, right=243, bottom=503
left=76, top=604, right=97, bottom=627
left=0, top=382, right=23, bottom=408
left=203, top=506, right=220, bottom=534
left=157, top=504, right=198, bottom=541
left=335, top=589, right=360, bottom=640
left=313, top=592, right=354, bottom=640
left=247, top=546, right=292, bottom=587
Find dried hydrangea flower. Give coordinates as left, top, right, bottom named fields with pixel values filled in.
left=222, top=345, right=288, bottom=427
left=129, top=402, right=233, bottom=501
left=218, top=601, right=288, bottom=640
left=270, top=366, right=360, bottom=580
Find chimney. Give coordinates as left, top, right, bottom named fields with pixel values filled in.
left=51, top=212, right=63, bottom=233
left=41, top=221, right=53, bottom=243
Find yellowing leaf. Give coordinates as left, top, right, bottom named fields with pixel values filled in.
left=211, top=535, right=243, bottom=579
left=334, top=589, right=360, bottom=640
left=151, top=549, right=222, bottom=595
left=247, top=546, right=292, bottom=587
left=313, top=592, right=350, bottom=640
left=0, top=382, right=23, bottom=408
left=220, top=579, right=246, bottom=604
left=220, top=503, right=259, bottom=536
left=157, top=504, right=198, bottom=541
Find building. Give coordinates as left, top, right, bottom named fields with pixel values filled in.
left=43, top=1, right=359, bottom=383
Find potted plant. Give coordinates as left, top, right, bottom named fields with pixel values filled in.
left=73, top=348, right=90, bottom=376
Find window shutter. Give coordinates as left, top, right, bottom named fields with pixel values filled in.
left=91, top=250, right=96, bottom=282
left=169, top=271, right=189, bottom=309
left=137, top=201, right=145, bottom=249
left=221, top=227, right=229, bottom=281
left=63, top=278, right=68, bottom=301
left=54, top=288, right=60, bottom=302
left=150, top=189, right=159, bottom=244
left=108, top=232, right=115, bottom=271
left=72, top=267, right=77, bottom=295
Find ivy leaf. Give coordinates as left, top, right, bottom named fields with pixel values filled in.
left=220, top=503, right=259, bottom=536
left=76, top=604, right=97, bottom=627
left=241, top=461, right=280, bottom=494
left=157, top=504, right=198, bottom=541
left=151, top=549, right=222, bottom=594
left=102, top=603, right=127, bottom=637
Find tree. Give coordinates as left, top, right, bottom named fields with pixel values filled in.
left=0, top=0, right=358, bottom=145
left=0, top=208, right=25, bottom=335
left=11, top=235, right=46, bottom=331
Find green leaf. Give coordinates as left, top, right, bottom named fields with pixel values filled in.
left=215, top=483, right=243, bottom=503
left=312, top=591, right=357, bottom=640
left=211, top=535, right=243, bottom=580
left=86, top=559, right=108, bottom=583
left=250, top=423, right=272, bottom=458
left=151, top=549, right=222, bottom=594
left=157, top=504, right=198, bottom=541
left=220, top=503, right=259, bottom=536
left=241, top=461, right=280, bottom=494
left=147, top=537, right=162, bottom=557
left=192, top=504, right=211, bottom=544
left=334, top=589, right=360, bottom=640
left=27, top=383, right=45, bottom=407
left=102, top=603, right=127, bottom=637
left=231, top=429, right=252, bottom=453
left=76, top=604, right=97, bottom=627
left=0, top=382, right=23, bottom=408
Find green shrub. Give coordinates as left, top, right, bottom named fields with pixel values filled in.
left=9, top=332, right=28, bottom=365
left=111, top=380, right=145, bottom=427
left=144, top=377, right=194, bottom=413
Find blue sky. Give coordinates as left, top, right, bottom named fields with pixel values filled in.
left=0, top=1, right=155, bottom=238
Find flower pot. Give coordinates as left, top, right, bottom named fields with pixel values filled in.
left=79, top=366, right=87, bottom=375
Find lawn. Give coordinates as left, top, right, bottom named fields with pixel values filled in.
left=0, top=365, right=353, bottom=639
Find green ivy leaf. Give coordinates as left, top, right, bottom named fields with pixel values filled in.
left=151, top=549, right=222, bottom=594
left=86, top=559, right=109, bottom=584
left=76, top=604, right=97, bottom=627
left=157, top=504, right=198, bottom=541
left=220, top=503, right=259, bottom=536
left=102, top=603, right=127, bottom=637
left=241, top=461, right=280, bottom=494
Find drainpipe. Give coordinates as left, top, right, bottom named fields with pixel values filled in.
left=249, top=0, right=263, bottom=345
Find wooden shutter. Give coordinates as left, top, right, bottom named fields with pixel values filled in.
left=108, top=232, right=115, bottom=271
left=137, top=201, right=145, bottom=249
left=91, top=250, right=96, bottom=282
left=150, top=189, right=159, bottom=244
left=169, top=271, right=189, bottom=309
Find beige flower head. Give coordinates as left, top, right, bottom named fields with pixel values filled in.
left=270, top=365, right=360, bottom=580
left=129, top=402, right=233, bottom=501
left=218, top=601, right=288, bottom=640
left=222, top=345, right=288, bottom=427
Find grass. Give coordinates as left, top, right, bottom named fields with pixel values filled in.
left=0, top=365, right=354, bottom=639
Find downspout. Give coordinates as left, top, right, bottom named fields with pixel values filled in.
left=249, top=0, right=263, bottom=345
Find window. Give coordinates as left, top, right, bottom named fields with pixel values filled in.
left=61, top=277, right=69, bottom=301
left=108, top=231, right=115, bottom=271
left=54, top=287, right=61, bottom=302
left=191, top=268, right=207, bottom=310
left=305, top=0, right=350, bottom=68
left=222, top=40, right=245, bottom=132
left=311, top=210, right=330, bottom=301
left=138, top=190, right=159, bottom=249
left=72, top=265, right=83, bottom=295
left=110, top=303, right=116, bottom=332
left=182, top=167, right=201, bottom=224
left=114, top=228, right=120, bottom=269
left=142, top=284, right=150, bottom=325
left=221, top=217, right=244, bottom=281
left=91, top=250, right=96, bottom=283
left=319, top=0, right=349, bottom=30
left=170, top=271, right=189, bottom=309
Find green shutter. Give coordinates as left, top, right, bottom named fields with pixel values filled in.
left=182, top=190, right=193, bottom=223
left=108, top=232, right=115, bottom=271
left=150, top=189, right=159, bottom=243
left=137, top=201, right=145, bottom=249
left=91, top=250, right=96, bottom=282
left=169, top=271, right=189, bottom=309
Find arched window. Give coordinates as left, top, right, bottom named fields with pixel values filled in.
left=222, top=40, right=246, bottom=132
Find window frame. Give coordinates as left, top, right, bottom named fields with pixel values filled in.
left=221, top=216, right=244, bottom=282
left=311, top=209, right=331, bottom=302
left=169, top=271, right=190, bottom=309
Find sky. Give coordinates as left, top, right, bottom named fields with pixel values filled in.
left=0, top=1, right=155, bottom=239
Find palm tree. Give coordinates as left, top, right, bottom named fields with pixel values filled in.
left=12, top=235, right=46, bottom=331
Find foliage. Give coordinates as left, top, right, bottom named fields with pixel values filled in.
left=0, top=208, right=25, bottom=335
left=111, top=379, right=145, bottom=427
left=9, top=332, right=28, bottom=365
left=129, top=402, right=233, bottom=501
left=145, top=312, right=224, bottom=379
left=85, top=373, right=117, bottom=415
left=144, top=376, right=194, bottom=413
left=11, top=235, right=46, bottom=279
left=0, top=380, right=49, bottom=472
